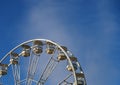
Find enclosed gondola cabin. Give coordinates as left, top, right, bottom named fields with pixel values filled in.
left=33, top=40, right=43, bottom=54
left=21, top=44, right=31, bottom=57
left=0, top=64, right=8, bottom=75
left=46, top=42, right=55, bottom=54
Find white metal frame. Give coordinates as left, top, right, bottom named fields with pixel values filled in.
left=0, top=39, right=87, bottom=85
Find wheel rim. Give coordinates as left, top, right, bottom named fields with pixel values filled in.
left=0, top=39, right=87, bottom=85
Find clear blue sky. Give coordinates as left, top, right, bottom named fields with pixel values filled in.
left=0, top=0, right=120, bottom=85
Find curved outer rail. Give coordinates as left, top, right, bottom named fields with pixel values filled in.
left=0, top=39, right=87, bottom=85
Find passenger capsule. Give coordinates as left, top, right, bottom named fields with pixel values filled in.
left=74, top=73, right=85, bottom=85
left=66, top=56, right=78, bottom=71
left=58, top=46, right=67, bottom=52
left=33, top=46, right=43, bottom=54
left=66, top=63, right=78, bottom=71
left=57, top=51, right=66, bottom=61
left=21, top=44, right=31, bottom=57
left=76, top=73, right=84, bottom=78
left=73, top=80, right=84, bottom=85
left=66, top=65, right=72, bottom=71
left=46, top=42, right=55, bottom=54
left=10, top=52, right=19, bottom=64
left=46, top=46, right=55, bottom=54
left=33, top=40, right=43, bottom=54
left=69, top=56, right=77, bottom=61
left=0, top=64, right=8, bottom=75
left=33, top=40, right=43, bottom=46
left=77, top=80, right=84, bottom=85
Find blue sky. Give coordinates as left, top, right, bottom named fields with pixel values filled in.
left=0, top=0, right=120, bottom=85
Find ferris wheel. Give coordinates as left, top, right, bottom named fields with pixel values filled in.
left=0, top=39, right=87, bottom=85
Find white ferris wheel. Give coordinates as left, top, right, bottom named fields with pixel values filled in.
left=0, top=39, right=87, bottom=85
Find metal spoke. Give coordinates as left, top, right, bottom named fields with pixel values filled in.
left=18, top=79, right=26, bottom=84
left=37, top=55, right=59, bottom=85
left=12, top=64, right=20, bottom=85
left=58, top=73, right=73, bottom=85
left=26, top=52, right=40, bottom=85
